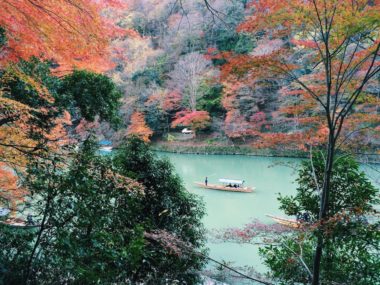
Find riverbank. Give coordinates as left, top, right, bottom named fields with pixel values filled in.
left=152, top=142, right=307, bottom=158
left=152, top=141, right=380, bottom=163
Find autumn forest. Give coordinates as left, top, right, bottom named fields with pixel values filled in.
left=0, top=1, right=379, bottom=285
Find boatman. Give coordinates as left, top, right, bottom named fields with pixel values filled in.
left=27, top=214, right=35, bottom=226
left=205, top=177, right=208, bottom=186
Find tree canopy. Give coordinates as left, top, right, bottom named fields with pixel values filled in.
left=261, top=152, right=380, bottom=285
left=1, top=138, right=206, bottom=284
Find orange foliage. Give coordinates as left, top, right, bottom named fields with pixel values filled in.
left=0, top=67, right=73, bottom=214
left=74, top=119, right=102, bottom=140
left=145, top=89, right=182, bottom=114
left=0, top=0, right=136, bottom=214
left=163, top=90, right=182, bottom=112
left=171, top=110, right=211, bottom=131
left=220, top=0, right=380, bottom=151
left=1, top=68, right=55, bottom=162
left=224, top=110, right=262, bottom=139
left=0, top=0, right=131, bottom=73
left=0, top=163, right=28, bottom=217
left=126, top=112, right=153, bottom=142
left=253, top=127, right=329, bottom=152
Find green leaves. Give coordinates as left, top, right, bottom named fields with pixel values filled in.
left=196, top=83, right=225, bottom=117
left=1, top=138, right=206, bottom=284
left=261, top=152, right=380, bottom=284
left=0, top=26, right=6, bottom=48
left=113, top=137, right=207, bottom=283
left=293, top=152, right=378, bottom=219
left=60, top=70, right=122, bottom=127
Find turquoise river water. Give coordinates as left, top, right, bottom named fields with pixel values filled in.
left=157, top=152, right=301, bottom=273
left=157, top=152, right=380, bottom=275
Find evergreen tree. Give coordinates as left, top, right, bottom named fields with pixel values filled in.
left=113, top=137, right=207, bottom=284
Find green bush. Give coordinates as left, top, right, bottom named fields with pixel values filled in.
left=60, top=70, right=122, bottom=126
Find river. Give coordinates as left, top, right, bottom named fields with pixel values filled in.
left=157, top=152, right=302, bottom=274
left=156, top=152, right=380, bottom=277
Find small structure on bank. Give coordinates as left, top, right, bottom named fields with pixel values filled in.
left=99, top=139, right=113, bottom=152
left=181, top=128, right=194, bottom=134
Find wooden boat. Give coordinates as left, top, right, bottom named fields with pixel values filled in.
left=266, top=214, right=301, bottom=229
left=195, top=178, right=254, bottom=193
left=0, top=218, right=40, bottom=228
left=99, top=146, right=113, bottom=152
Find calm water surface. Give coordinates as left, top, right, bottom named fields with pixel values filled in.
left=157, top=152, right=302, bottom=272
left=157, top=152, right=379, bottom=275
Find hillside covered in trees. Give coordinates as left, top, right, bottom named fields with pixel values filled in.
left=85, top=0, right=380, bottom=155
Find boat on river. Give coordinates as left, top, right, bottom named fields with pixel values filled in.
left=195, top=178, right=254, bottom=193
left=0, top=218, right=40, bottom=228
left=266, top=214, right=301, bottom=229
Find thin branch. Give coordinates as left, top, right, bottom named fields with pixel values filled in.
left=309, top=146, right=321, bottom=197
left=283, top=242, right=313, bottom=279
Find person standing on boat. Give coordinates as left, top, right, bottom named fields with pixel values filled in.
left=303, top=212, right=310, bottom=222
left=205, top=177, right=208, bottom=186
left=27, top=214, right=34, bottom=226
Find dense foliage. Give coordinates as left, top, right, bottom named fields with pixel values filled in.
left=1, top=1, right=379, bottom=285
left=60, top=70, right=122, bottom=126
left=107, top=0, right=379, bottom=152
left=1, top=138, right=206, bottom=284
left=1, top=140, right=144, bottom=284
left=0, top=0, right=129, bottom=73
left=260, top=153, right=380, bottom=285
left=0, top=57, right=122, bottom=212
left=279, top=153, right=379, bottom=219
left=113, top=137, right=206, bottom=283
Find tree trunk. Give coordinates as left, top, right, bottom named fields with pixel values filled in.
left=24, top=195, right=50, bottom=285
left=312, top=130, right=335, bottom=285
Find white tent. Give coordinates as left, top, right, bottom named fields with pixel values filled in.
left=218, top=178, right=244, bottom=185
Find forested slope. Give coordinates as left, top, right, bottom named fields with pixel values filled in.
left=94, top=0, right=380, bottom=155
